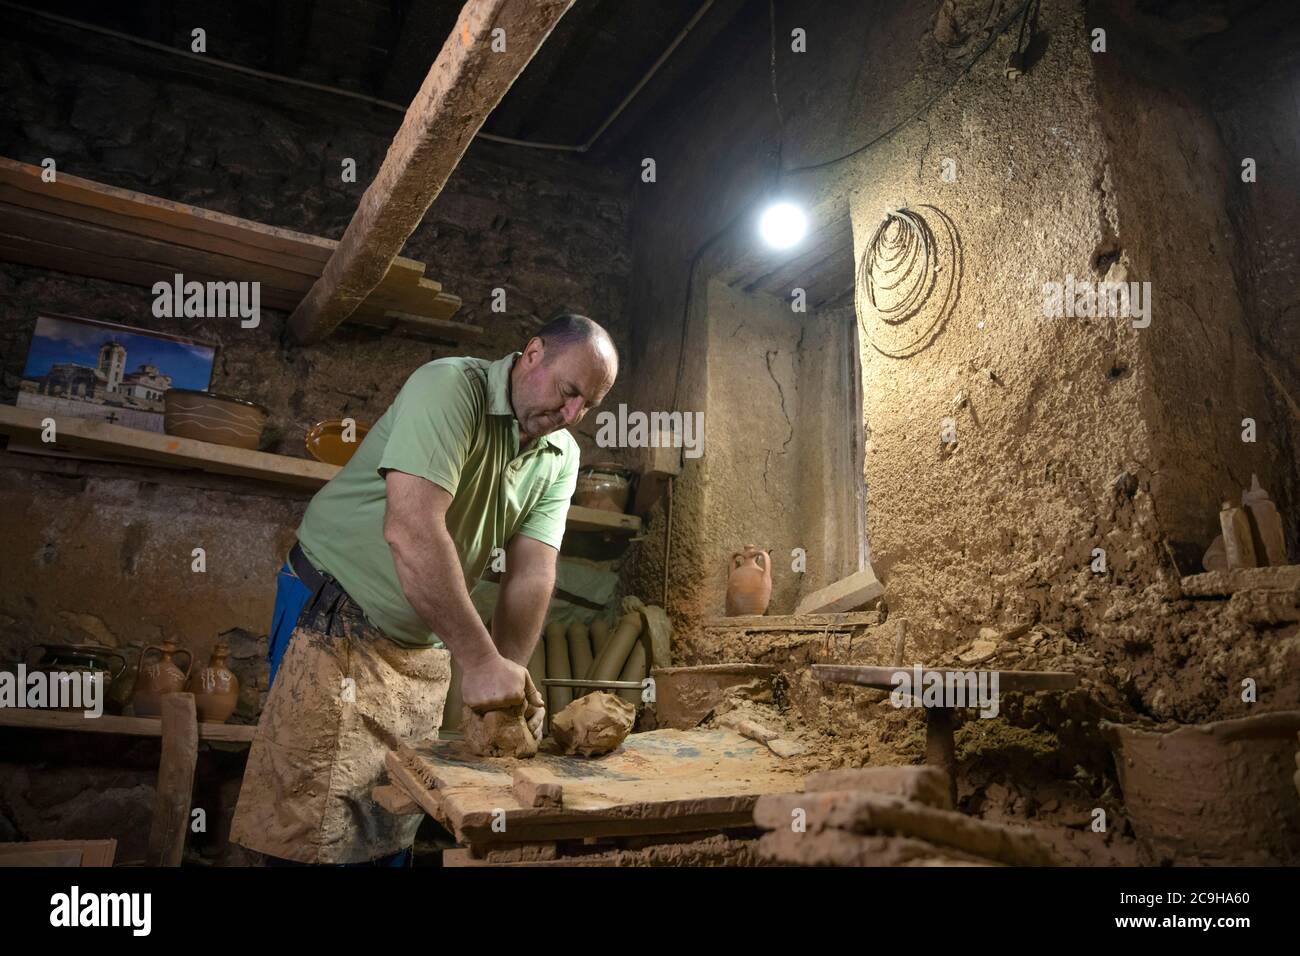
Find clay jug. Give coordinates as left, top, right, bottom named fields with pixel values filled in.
left=131, top=640, right=192, bottom=718
left=726, top=545, right=772, bottom=616
left=186, top=642, right=240, bottom=723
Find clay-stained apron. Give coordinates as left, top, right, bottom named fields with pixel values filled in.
left=230, top=599, right=450, bottom=864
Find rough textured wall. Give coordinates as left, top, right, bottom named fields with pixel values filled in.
left=623, top=0, right=1297, bottom=729
left=1089, top=2, right=1294, bottom=556
left=0, top=28, right=633, bottom=676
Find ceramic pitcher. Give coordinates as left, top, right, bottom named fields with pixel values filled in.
left=131, top=640, right=192, bottom=718
left=186, top=642, right=240, bottom=723
left=726, top=545, right=772, bottom=616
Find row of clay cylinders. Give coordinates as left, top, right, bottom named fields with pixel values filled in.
left=528, top=611, right=645, bottom=714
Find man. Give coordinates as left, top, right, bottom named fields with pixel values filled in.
left=230, top=313, right=618, bottom=865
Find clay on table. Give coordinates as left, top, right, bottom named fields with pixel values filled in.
left=461, top=704, right=538, bottom=758
left=550, top=692, right=635, bottom=757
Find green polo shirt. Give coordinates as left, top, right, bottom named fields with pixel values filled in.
left=296, top=352, right=579, bottom=648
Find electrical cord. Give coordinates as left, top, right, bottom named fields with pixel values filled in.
left=783, top=0, right=1033, bottom=174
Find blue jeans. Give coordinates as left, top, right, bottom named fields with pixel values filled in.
left=268, top=559, right=311, bottom=688
left=263, top=557, right=412, bottom=869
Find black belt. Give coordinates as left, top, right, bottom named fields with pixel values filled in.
left=289, top=542, right=350, bottom=632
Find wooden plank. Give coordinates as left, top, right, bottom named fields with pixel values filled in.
left=393, top=728, right=801, bottom=846
left=811, top=664, right=1080, bottom=694
left=0, top=158, right=461, bottom=334
left=372, top=784, right=421, bottom=815
left=566, top=505, right=640, bottom=534
left=0, top=405, right=339, bottom=490
left=1181, top=566, right=1300, bottom=597
left=0, top=705, right=256, bottom=742
left=0, top=839, right=117, bottom=867
left=794, top=567, right=885, bottom=615
left=512, top=766, right=563, bottom=808
left=147, top=693, right=199, bottom=867
left=289, top=0, right=576, bottom=342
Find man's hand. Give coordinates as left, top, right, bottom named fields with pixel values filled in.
left=460, top=651, right=531, bottom=714
left=523, top=671, right=545, bottom=740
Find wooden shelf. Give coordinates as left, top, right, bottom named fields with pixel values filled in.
left=1, top=406, right=645, bottom=534
left=0, top=157, right=475, bottom=341
left=0, top=405, right=338, bottom=489
left=566, top=505, right=641, bottom=535
left=0, top=707, right=256, bottom=743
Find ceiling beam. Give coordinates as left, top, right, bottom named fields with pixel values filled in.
left=289, top=0, right=575, bottom=343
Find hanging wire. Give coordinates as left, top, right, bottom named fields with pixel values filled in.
left=855, top=206, right=959, bottom=358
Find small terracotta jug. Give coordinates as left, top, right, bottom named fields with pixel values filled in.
left=726, top=545, right=772, bottom=616
left=186, top=642, right=240, bottom=723
left=131, top=640, right=192, bottom=718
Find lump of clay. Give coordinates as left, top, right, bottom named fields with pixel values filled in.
left=551, top=692, right=635, bottom=757
left=461, top=704, right=538, bottom=759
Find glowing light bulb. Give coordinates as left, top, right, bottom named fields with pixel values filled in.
left=758, top=201, right=807, bottom=249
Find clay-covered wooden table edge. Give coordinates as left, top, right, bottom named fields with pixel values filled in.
left=812, top=663, right=1079, bottom=695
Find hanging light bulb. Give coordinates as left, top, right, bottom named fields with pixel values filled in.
left=758, top=201, right=807, bottom=249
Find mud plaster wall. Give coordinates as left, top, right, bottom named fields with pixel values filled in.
left=696, top=280, right=853, bottom=617
left=0, top=28, right=634, bottom=680
left=625, top=0, right=1297, bottom=689
left=1088, top=1, right=1296, bottom=557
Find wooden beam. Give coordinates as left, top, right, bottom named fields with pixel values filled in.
left=289, top=0, right=575, bottom=343
left=0, top=705, right=256, bottom=742
left=147, top=693, right=199, bottom=867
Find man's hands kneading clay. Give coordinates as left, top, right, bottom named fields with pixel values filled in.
left=459, top=648, right=546, bottom=757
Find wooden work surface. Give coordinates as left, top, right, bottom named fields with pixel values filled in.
left=387, top=728, right=801, bottom=847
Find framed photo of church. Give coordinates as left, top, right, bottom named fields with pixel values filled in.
left=16, top=313, right=217, bottom=433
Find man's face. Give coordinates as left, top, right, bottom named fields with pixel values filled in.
left=511, top=337, right=616, bottom=442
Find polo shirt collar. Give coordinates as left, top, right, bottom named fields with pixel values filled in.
left=488, top=351, right=555, bottom=451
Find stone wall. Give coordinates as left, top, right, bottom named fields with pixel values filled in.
left=0, top=23, right=634, bottom=674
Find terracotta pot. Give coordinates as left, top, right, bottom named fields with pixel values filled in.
left=186, top=642, right=240, bottom=723
left=1102, top=711, right=1300, bottom=864
left=725, top=545, right=772, bottom=616
left=164, top=389, right=268, bottom=450
left=131, top=641, right=192, bottom=718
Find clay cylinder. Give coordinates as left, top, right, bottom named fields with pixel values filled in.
left=186, top=642, right=239, bottom=723
left=616, top=642, right=647, bottom=707
left=589, top=611, right=643, bottom=683
left=544, top=621, right=572, bottom=713
left=589, top=618, right=611, bottom=656
left=1219, top=504, right=1257, bottom=570
left=566, top=621, right=594, bottom=699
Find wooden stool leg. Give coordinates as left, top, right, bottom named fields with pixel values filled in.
left=148, top=692, right=198, bottom=866
left=924, top=706, right=958, bottom=808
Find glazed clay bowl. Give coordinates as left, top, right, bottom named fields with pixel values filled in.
left=164, top=389, right=268, bottom=450
left=572, top=463, right=633, bottom=513
left=305, top=419, right=372, bottom=466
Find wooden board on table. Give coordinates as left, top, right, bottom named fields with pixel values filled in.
left=811, top=664, right=1079, bottom=694
left=0, top=704, right=256, bottom=742
left=392, top=728, right=801, bottom=846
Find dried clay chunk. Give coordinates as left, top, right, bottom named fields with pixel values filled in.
left=461, top=704, right=538, bottom=758
left=551, top=692, right=635, bottom=757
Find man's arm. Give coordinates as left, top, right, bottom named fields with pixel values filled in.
left=383, top=470, right=538, bottom=714
left=492, top=534, right=558, bottom=666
